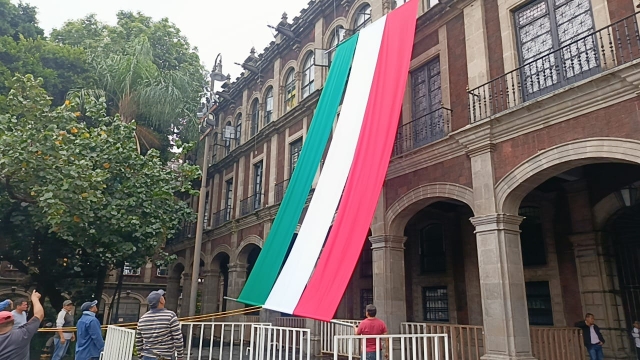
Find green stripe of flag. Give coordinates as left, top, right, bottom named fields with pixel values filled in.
left=237, top=34, right=359, bottom=306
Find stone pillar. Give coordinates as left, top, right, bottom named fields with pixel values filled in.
left=369, top=235, right=407, bottom=334
left=165, top=275, right=181, bottom=312
left=227, top=263, right=248, bottom=311
left=180, top=273, right=192, bottom=317
left=201, top=269, right=220, bottom=315
left=470, top=214, right=535, bottom=360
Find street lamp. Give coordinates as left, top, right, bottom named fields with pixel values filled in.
left=188, top=53, right=225, bottom=317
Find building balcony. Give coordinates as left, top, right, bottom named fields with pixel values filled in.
left=239, top=193, right=263, bottom=216
left=468, top=11, right=640, bottom=124
left=212, top=206, right=232, bottom=228
left=166, top=221, right=196, bottom=247
left=274, top=179, right=289, bottom=204
left=393, top=107, right=452, bottom=157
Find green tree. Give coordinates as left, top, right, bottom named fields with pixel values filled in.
left=0, top=75, right=199, bottom=308
left=0, top=0, right=43, bottom=41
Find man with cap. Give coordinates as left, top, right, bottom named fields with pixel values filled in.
left=135, top=290, right=184, bottom=360
left=0, top=290, right=44, bottom=360
left=52, top=299, right=75, bottom=360
left=75, top=300, right=105, bottom=360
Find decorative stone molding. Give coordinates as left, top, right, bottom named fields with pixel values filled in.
left=235, top=235, right=264, bottom=264
left=470, top=213, right=523, bottom=233
left=368, top=235, right=406, bottom=250
left=228, top=263, right=249, bottom=273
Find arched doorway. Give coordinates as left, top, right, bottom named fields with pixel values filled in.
left=165, top=262, right=185, bottom=312
left=210, top=251, right=230, bottom=313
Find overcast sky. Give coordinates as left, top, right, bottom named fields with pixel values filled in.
left=21, top=0, right=311, bottom=81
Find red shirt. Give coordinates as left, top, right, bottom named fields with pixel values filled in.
left=357, top=318, right=388, bottom=352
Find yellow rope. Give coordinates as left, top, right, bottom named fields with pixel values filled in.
left=36, top=306, right=262, bottom=333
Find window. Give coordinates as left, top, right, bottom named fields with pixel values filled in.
left=113, top=300, right=140, bottom=324
left=419, top=223, right=446, bottom=273
left=264, top=87, right=274, bottom=125
left=253, top=161, right=263, bottom=210
left=329, top=26, right=346, bottom=65
left=411, top=57, right=444, bottom=146
left=235, top=114, right=242, bottom=146
left=250, top=99, right=260, bottom=137
left=422, top=286, right=449, bottom=322
left=224, top=121, right=232, bottom=155
left=289, top=138, right=303, bottom=177
left=157, top=266, right=168, bottom=277
left=301, top=52, right=315, bottom=99
left=360, top=289, right=373, bottom=318
left=123, top=263, right=140, bottom=276
left=211, top=132, right=218, bottom=164
left=284, top=68, right=296, bottom=112
left=204, top=191, right=210, bottom=227
left=519, top=206, right=547, bottom=266
left=353, top=4, right=372, bottom=32
left=360, top=242, right=372, bottom=277
left=526, top=281, right=553, bottom=325
left=225, top=179, right=233, bottom=221
left=514, top=0, right=597, bottom=100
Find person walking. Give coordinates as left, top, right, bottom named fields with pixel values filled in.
left=632, top=321, right=640, bottom=360
left=135, top=290, right=184, bottom=360
left=575, top=313, right=605, bottom=360
left=355, top=305, right=389, bottom=360
left=0, top=291, right=44, bottom=360
left=75, top=300, right=105, bottom=360
left=52, top=299, right=75, bottom=360
left=11, top=298, right=29, bottom=360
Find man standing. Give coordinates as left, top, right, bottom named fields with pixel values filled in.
left=575, top=313, right=605, bottom=360
left=52, top=299, right=75, bottom=360
left=355, top=305, right=388, bottom=360
left=0, top=291, right=44, bottom=360
left=135, top=290, right=184, bottom=360
left=75, top=300, right=105, bottom=360
left=0, top=299, right=12, bottom=312
left=632, top=321, right=640, bottom=360
left=11, top=298, right=29, bottom=360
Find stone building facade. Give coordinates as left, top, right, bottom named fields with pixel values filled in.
left=168, top=0, right=640, bottom=358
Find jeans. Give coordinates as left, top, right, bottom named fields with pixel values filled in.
left=52, top=338, right=70, bottom=360
left=588, top=344, right=604, bottom=360
left=636, top=346, right=640, bottom=360
left=366, top=351, right=382, bottom=360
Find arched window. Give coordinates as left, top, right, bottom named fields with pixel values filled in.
left=301, top=52, right=315, bottom=99
left=250, top=99, right=260, bottom=137
left=264, top=87, right=273, bottom=125
left=224, top=121, right=232, bottom=155
left=283, top=68, right=296, bottom=112
left=329, top=26, right=346, bottom=65
left=235, top=114, right=242, bottom=147
left=353, top=4, right=372, bottom=32
left=419, top=223, right=445, bottom=273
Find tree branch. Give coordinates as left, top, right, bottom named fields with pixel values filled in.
left=2, top=177, right=36, bottom=204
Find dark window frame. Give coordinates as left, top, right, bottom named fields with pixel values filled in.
left=525, top=281, right=554, bottom=326
left=289, top=138, right=303, bottom=177
left=422, top=286, right=449, bottom=322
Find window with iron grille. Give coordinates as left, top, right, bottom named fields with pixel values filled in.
left=264, top=87, right=273, bottom=125
left=225, top=179, right=233, bottom=221
left=289, top=138, right=302, bottom=177
left=519, top=206, right=547, bottom=266
left=123, top=263, right=140, bottom=276
left=360, top=289, right=373, bottom=318
left=422, top=286, right=449, bottom=322
left=156, top=266, right=168, bottom=277
left=525, top=281, right=554, bottom=325
left=253, top=161, right=263, bottom=210
left=411, top=57, right=444, bottom=147
left=514, top=0, right=597, bottom=100
left=419, top=223, right=446, bottom=273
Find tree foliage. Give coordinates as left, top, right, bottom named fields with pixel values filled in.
left=0, top=75, right=199, bottom=306
left=0, top=0, right=43, bottom=40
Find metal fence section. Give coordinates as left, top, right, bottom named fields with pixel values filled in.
left=393, top=107, right=452, bottom=157
left=333, top=334, right=450, bottom=360
left=100, top=325, right=136, bottom=360
left=182, top=322, right=270, bottom=360
left=401, top=323, right=484, bottom=360
left=529, top=327, right=586, bottom=360
left=321, top=320, right=361, bottom=355
left=250, top=324, right=311, bottom=360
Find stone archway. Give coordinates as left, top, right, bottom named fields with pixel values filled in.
left=385, top=182, right=475, bottom=236
left=204, top=248, right=231, bottom=314
left=165, top=262, right=185, bottom=312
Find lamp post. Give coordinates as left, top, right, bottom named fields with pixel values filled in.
left=188, top=53, right=225, bottom=317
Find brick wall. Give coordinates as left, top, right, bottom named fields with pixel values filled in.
left=608, top=0, right=635, bottom=22
left=483, top=0, right=504, bottom=79
left=446, top=14, right=470, bottom=132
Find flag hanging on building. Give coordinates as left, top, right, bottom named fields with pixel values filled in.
left=239, top=0, right=419, bottom=321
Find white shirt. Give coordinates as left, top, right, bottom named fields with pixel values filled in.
left=589, top=325, right=600, bottom=345
left=56, top=310, right=73, bottom=340
left=11, top=310, right=27, bottom=328
left=632, top=327, right=640, bottom=348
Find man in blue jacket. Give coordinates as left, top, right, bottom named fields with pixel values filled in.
left=75, top=300, right=105, bottom=360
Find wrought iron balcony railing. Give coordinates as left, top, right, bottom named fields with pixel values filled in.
left=468, top=11, right=640, bottom=123
left=212, top=206, right=232, bottom=228
left=240, top=193, right=263, bottom=216
left=165, top=221, right=196, bottom=246
left=393, top=107, right=452, bottom=157
left=274, top=179, right=289, bottom=204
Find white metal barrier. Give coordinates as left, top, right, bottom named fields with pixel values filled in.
left=182, top=322, right=270, bottom=360
left=100, top=325, right=136, bottom=360
left=250, top=324, right=311, bottom=360
left=333, top=334, right=450, bottom=360
left=400, top=323, right=484, bottom=360
left=321, top=319, right=361, bottom=355
left=274, top=317, right=307, bottom=328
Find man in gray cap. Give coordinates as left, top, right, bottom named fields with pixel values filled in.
left=75, top=300, right=104, bottom=360
left=135, top=290, right=184, bottom=360
left=52, top=299, right=75, bottom=360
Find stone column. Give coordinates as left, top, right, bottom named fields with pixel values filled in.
left=369, top=235, right=407, bottom=334
left=201, top=269, right=220, bottom=315
left=227, top=263, right=248, bottom=311
left=165, top=275, right=181, bottom=312
left=180, top=273, right=192, bottom=317
left=470, top=214, right=535, bottom=360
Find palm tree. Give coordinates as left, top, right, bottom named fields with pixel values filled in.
left=70, top=37, right=200, bottom=153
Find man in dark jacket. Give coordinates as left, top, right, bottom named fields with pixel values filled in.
left=75, top=300, right=104, bottom=360
left=575, top=313, right=605, bottom=360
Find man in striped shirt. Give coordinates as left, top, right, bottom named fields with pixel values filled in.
left=135, top=290, right=184, bottom=360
